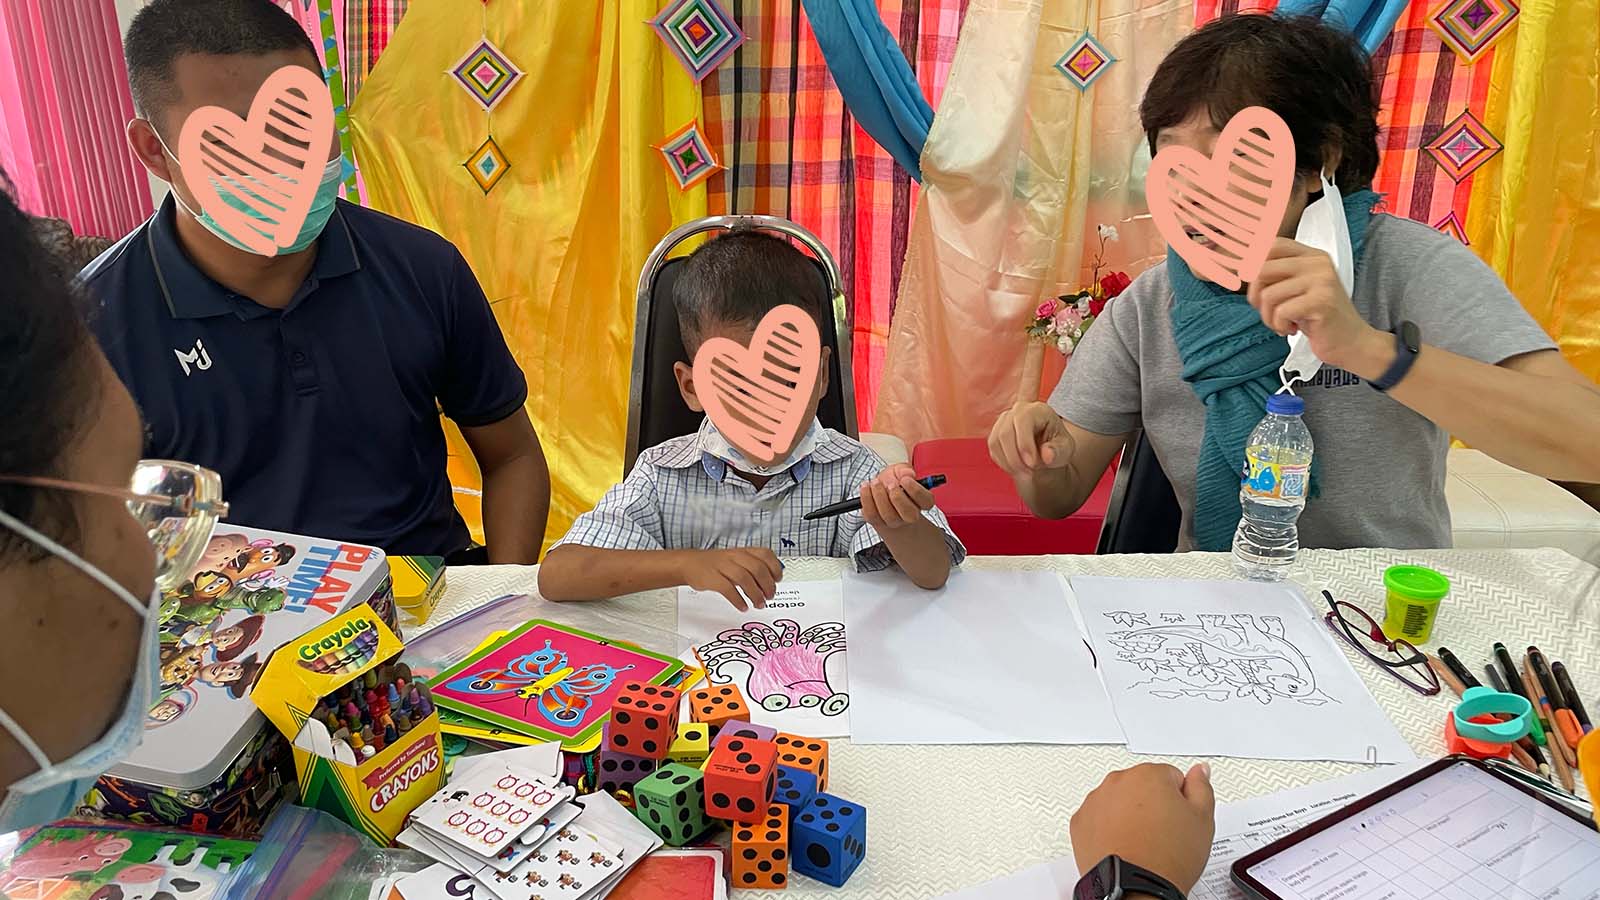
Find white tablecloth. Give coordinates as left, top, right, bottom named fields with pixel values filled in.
left=418, top=550, right=1600, bottom=899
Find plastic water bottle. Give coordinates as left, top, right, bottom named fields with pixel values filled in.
left=1232, top=393, right=1313, bottom=581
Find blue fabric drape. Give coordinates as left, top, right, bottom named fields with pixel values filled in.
left=1276, top=0, right=1413, bottom=54
left=799, top=0, right=935, bottom=181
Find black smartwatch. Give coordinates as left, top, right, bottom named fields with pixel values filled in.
left=1369, top=320, right=1421, bottom=392
left=1073, top=856, right=1187, bottom=900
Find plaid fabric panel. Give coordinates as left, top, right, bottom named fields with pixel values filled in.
left=344, top=0, right=411, bottom=102
left=703, top=1, right=968, bottom=430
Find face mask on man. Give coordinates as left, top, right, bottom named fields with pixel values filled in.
left=155, top=130, right=345, bottom=256
left=0, top=509, right=161, bottom=833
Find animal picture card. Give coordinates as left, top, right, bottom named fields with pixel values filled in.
left=1070, top=577, right=1414, bottom=763
left=429, top=621, right=683, bottom=745
left=0, top=823, right=255, bottom=900
left=678, top=578, right=850, bottom=736
left=412, top=764, right=574, bottom=857
left=480, top=824, right=622, bottom=900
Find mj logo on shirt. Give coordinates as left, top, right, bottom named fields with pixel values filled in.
left=174, top=339, right=213, bottom=377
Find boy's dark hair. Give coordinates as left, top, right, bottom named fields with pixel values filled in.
left=0, top=174, right=101, bottom=562
left=673, top=231, right=831, bottom=355
left=125, top=0, right=320, bottom=123
left=1139, top=13, right=1380, bottom=193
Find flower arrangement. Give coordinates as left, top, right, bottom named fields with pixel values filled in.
left=1027, top=224, right=1133, bottom=356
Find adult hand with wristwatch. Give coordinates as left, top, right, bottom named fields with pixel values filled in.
left=1070, top=763, right=1216, bottom=900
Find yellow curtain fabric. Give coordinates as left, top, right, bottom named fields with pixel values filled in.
left=1464, top=0, right=1600, bottom=381
left=873, top=0, right=1191, bottom=446
left=349, top=0, right=706, bottom=551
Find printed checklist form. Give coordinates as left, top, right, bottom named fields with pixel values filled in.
left=1239, top=762, right=1600, bottom=900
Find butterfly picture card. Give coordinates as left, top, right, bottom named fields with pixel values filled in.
left=428, top=621, right=683, bottom=745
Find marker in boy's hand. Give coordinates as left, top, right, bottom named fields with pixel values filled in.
left=859, top=463, right=938, bottom=531
left=682, top=546, right=783, bottom=612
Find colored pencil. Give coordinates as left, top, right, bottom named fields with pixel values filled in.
left=1520, top=656, right=1576, bottom=792
left=1485, top=664, right=1552, bottom=780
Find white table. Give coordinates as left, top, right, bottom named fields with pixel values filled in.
left=417, top=549, right=1600, bottom=899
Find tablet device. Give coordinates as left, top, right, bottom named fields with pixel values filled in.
left=1232, top=755, right=1600, bottom=900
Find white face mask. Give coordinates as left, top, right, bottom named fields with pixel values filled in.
left=0, top=509, right=161, bottom=833
left=1282, top=169, right=1354, bottom=388
left=698, top=418, right=824, bottom=478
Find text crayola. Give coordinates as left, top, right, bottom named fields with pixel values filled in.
left=299, top=617, right=374, bottom=660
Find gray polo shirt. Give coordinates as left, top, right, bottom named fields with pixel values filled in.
left=1051, top=214, right=1557, bottom=551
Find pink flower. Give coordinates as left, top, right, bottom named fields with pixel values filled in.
left=1053, top=304, right=1084, bottom=333
left=1035, top=299, right=1059, bottom=319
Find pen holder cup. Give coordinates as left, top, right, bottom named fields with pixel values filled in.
left=1381, top=565, right=1450, bottom=643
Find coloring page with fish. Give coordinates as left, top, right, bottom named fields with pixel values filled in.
left=428, top=621, right=682, bottom=745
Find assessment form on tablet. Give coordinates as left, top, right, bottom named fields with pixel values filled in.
left=1241, top=761, right=1600, bottom=900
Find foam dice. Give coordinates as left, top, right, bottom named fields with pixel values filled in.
left=711, top=720, right=778, bottom=754
left=773, top=765, right=817, bottom=820
left=791, top=793, right=866, bottom=887
left=668, top=721, right=710, bottom=766
left=632, top=763, right=716, bottom=847
left=773, top=733, right=829, bottom=789
left=608, top=681, right=680, bottom=760
left=596, top=738, right=660, bottom=797
left=689, top=684, right=750, bottom=733
left=703, top=736, right=778, bottom=823
left=732, top=803, right=791, bottom=889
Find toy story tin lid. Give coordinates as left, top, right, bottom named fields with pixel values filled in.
left=107, top=524, right=389, bottom=790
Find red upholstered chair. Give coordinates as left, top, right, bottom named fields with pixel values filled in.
left=910, top=437, right=1118, bottom=556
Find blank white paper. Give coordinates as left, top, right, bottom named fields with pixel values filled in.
left=1070, top=577, right=1414, bottom=763
left=842, top=569, right=1122, bottom=745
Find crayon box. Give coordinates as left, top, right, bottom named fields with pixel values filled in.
left=387, top=555, right=446, bottom=627
left=251, top=602, right=444, bottom=845
left=94, top=524, right=396, bottom=837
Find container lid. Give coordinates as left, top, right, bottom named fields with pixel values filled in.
left=1266, top=393, right=1305, bottom=416
left=108, top=524, right=388, bottom=790
left=1384, top=565, right=1451, bottom=601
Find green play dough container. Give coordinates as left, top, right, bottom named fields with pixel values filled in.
left=1381, top=565, right=1451, bottom=643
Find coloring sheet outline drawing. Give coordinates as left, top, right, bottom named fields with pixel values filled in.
left=677, top=579, right=850, bottom=737
left=1071, top=577, right=1414, bottom=764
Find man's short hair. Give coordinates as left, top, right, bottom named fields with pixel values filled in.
left=125, top=0, right=320, bottom=123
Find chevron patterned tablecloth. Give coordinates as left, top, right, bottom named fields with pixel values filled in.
left=420, top=550, right=1600, bottom=899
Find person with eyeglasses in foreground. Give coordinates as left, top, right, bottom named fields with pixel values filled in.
left=0, top=179, right=231, bottom=832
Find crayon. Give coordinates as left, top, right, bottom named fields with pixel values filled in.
left=325, top=713, right=341, bottom=733
left=395, top=711, right=411, bottom=733
left=384, top=723, right=399, bottom=745
left=363, top=669, right=378, bottom=690
left=407, top=687, right=422, bottom=709
left=387, top=683, right=401, bottom=706
left=416, top=687, right=433, bottom=717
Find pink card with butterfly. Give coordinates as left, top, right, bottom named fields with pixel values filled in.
left=428, top=620, right=683, bottom=745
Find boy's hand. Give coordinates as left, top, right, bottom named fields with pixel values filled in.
left=1070, top=763, right=1216, bottom=894
left=682, top=547, right=783, bottom=612
left=860, top=464, right=935, bottom=532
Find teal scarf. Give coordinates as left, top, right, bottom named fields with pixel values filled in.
left=1169, top=189, right=1380, bottom=551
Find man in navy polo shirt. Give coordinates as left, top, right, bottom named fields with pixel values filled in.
left=83, top=0, right=549, bottom=563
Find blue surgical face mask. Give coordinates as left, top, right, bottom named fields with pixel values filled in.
left=158, top=132, right=345, bottom=256
left=0, top=509, right=161, bottom=833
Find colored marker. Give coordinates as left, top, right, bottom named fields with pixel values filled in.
left=1552, top=662, right=1591, bottom=733
left=1486, top=663, right=1552, bottom=780
left=1529, top=647, right=1581, bottom=750
left=1495, top=643, right=1548, bottom=746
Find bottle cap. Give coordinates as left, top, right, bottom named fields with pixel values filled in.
left=1266, top=393, right=1305, bottom=416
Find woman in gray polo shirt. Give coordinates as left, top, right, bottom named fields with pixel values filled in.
left=989, top=13, right=1600, bottom=552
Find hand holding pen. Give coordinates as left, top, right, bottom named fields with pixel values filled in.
left=804, top=468, right=946, bottom=522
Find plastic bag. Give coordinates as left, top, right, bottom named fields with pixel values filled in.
left=221, top=805, right=430, bottom=900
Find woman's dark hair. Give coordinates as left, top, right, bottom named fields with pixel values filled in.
left=0, top=175, right=101, bottom=562
left=1139, top=13, right=1381, bottom=192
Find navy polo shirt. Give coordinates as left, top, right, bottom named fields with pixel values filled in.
left=82, top=197, right=527, bottom=557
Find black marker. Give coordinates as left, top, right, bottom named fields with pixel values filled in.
left=802, top=474, right=947, bottom=520
left=1437, top=647, right=1480, bottom=689
left=1552, top=662, right=1591, bottom=733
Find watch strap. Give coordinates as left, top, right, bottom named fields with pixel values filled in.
left=1117, top=860, right=1187, bottom=900
left=1074, top=856, right=1187, bottom=900
left=1370, top=321, right=1420, bottom=393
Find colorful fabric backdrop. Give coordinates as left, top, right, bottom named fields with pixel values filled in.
left=348, top=0, right=705, bottom=551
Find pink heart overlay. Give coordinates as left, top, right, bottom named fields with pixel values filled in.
left=176, top=65, right=335, bottom=256
left=1147, top=106, right=1295, bottom=291
left=692, top=305, right=822, bottom=467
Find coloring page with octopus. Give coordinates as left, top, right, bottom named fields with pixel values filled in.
left=1070, top=577, right=1413, bottom=764
left=677, top=579, right=850, bottom=737
left=428, top=620, right=684, bottom=746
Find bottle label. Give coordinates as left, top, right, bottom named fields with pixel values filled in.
left=1242, top=455, right=1309, bottom=501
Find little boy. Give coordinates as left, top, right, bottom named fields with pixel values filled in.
left=538, top=232, right=965, bottom=609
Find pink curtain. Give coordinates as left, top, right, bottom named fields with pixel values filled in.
left=0, top=0, right=151, bottom=238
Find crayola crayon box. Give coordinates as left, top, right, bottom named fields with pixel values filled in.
left=92, top=524, right=395, bottom=837
left=252, top=602, right=444, bottom=845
